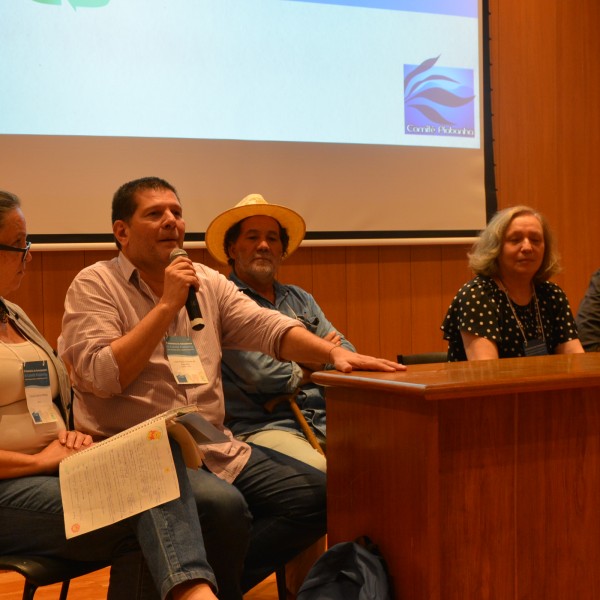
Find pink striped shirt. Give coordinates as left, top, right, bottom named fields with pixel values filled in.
left=58, top=253, right=300, bottom=482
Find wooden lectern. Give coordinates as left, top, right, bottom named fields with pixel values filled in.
left=313, top=353, right=600, bottom=600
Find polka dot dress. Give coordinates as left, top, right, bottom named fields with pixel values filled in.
left=441, top=275, right=579, bottom=361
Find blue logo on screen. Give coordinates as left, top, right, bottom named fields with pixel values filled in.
left=404, top=56, right=475, bottom=138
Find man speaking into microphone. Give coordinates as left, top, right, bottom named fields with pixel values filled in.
left=58, top=176, right=403, bottom=600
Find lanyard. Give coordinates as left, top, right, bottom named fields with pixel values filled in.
left=0, top=337, right=44, bottom=363
left=498, top=280, right=545, bottom=344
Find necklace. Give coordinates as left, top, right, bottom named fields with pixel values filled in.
left=498, top=280, right=544, bottom=340
left=497, top=279, right=548, bottom=356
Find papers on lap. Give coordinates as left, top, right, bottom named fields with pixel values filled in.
left=59, top=405, right=228, bottom=538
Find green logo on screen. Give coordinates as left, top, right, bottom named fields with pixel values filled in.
left=33, top=0, right=110, bottom=9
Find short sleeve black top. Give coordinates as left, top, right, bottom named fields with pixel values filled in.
left=441, top=275, right=579, bottom=361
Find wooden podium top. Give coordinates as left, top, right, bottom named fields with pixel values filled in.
left=312, top=352, right=600, bottom=401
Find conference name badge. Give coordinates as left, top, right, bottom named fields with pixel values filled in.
left=23, top=360, right=58, bottom=425
left=524, top=338, right=549, bottom=357
left=166, top=336, right=208, bottom=385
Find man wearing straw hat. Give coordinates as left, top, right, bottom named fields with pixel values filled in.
left=205, top=194, right=354, bottom=473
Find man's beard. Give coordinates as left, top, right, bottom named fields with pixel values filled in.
left=247, top=257, right=276, bottom=283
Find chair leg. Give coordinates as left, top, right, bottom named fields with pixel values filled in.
left=21, top=582, right=38, bottom=600
left=20, top=578, right=72, bottom=600
left=275, top=565, right=287, bottom=600
left=58, top=580, right=71, bottom=600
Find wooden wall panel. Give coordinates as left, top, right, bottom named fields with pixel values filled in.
left=345, top=247, right=381, bottom=356
left=40, top=252, right=85, bottom=348
left=490, top=0, right=600, bottom=308
left=6, top=250, right=44, bottom=331
left=311, top=247, right=350, bottom=337
left=379, top=246, right=412, bottom=361
left=279, top=247, right=314, bottom=294
left=553, top=1, right=600, bottom=311
left=84, top=249, right=117, bottom=267
left=440, top=245, right=472, bottom=309
left=409, top=246, right=444, bottom=353
left=201, top=249, right=229, bottom=277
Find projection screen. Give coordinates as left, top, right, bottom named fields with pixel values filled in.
left=0, top=0, right=496, bottom=246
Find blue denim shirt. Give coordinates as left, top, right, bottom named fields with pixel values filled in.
left=222, top=272, right=355, bottom=439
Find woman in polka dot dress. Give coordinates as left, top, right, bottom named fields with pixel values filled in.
left=441, top=205, right=584, bottom=361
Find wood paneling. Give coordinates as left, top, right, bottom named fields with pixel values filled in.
left=8, top=250, right=44, bottom=330
left=42, top=252, right=86, bottom=349
left=312, top=247, right=349, bottom=336
left=345, top=247, right=381, bottom=357
left=379, top=246, right=412, bottom=360
left=489, top=0, right=600, bottom=309
left=6, top=0, right=600, bottom=359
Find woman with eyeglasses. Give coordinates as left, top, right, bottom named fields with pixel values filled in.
left=0, top=191, right=218, bottom=600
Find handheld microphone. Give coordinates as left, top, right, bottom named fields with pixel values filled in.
left=169, top=248, right=205, bottom=331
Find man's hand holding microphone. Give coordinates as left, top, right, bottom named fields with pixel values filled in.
left=168, top=248, right=205, bottom=331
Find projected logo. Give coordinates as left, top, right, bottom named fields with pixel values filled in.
left=33, top=0, right=110, bottom=8
left=404, top=56, right=475, bottom=138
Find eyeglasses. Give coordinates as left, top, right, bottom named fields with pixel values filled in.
left=0, top=241, right=31, bottom=263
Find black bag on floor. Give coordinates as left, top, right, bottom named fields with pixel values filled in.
left=297, top=536, right=393, bottom=600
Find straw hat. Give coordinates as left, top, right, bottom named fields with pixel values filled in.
left=205, top=194, right=306, bottom=264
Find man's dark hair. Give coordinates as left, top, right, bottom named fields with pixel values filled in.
left=111, top=177, right=179, bottom=249
left=223, top=217, right=290, bottom=267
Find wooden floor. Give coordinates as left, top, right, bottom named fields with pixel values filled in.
left=0, top=567, right=278, bottom=600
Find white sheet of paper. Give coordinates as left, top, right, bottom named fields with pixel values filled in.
left=59, top=418, right=180, bottom=538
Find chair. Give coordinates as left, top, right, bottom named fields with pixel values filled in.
left=0, top=555, right=108, bottom=600
left=265, top=388, right=325, bottom=600
left=265, top=388, right=325, bottom=458
left=1, top=554, right=283, bottom=600
left=397, top=351, right=448, bottom=365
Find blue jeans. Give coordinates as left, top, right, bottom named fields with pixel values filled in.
left=0, top=441, right=214, bottom=600
left=187, top=443, right=327, bottom=600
